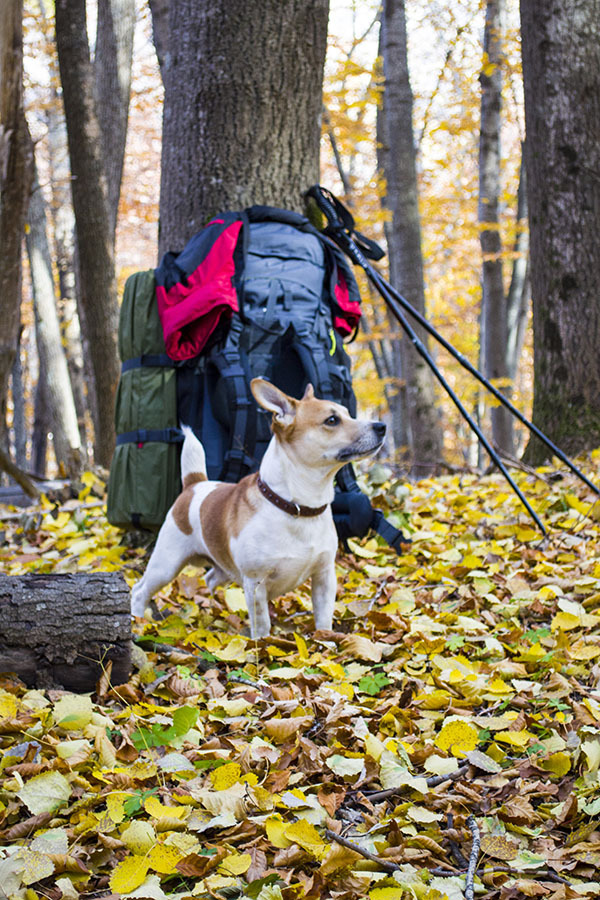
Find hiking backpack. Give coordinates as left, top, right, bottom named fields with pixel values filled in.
left=107, top=205, right=408, bottom=550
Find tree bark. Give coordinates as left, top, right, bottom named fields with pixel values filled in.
left=377, top=0, right=443, bottom=475
left=158, top=0, right=330, bottom=254
left=479, top=0, right=513, bottom=454
left=0, top=0, right=32, bottom=443
left=55, top=0, right=120, bottom=468
left=26, top=153, right=83, bottom=478
left=94, top=0, right=136, bottom=238
left=506, top=153, right=530, bottom=383
left=0, top=573, right=131, bottom=692
left=520, top=0, right=600, bottom=461
left=46, top=91, right=88, bottom=443
left=148, top=0, right=169, bottom=79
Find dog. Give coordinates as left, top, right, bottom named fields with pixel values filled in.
left=131, top=378, right=386, bottom=638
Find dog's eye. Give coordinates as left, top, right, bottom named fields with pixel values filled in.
left=324, top=414, right=341, bottom=426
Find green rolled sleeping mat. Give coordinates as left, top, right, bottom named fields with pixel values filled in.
left=107, top=270, right=182, bottom=529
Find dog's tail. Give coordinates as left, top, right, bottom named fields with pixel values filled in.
left=180, top=425, right=208, bottom=488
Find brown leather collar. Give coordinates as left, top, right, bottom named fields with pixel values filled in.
left=257, top=475, right=328, bottom=518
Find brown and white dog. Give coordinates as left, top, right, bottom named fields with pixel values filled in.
left=131, top=378, right=386, bottom=638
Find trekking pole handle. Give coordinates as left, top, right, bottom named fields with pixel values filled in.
left=306, top=185, right=343, bottom=231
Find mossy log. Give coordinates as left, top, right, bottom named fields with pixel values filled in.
left=0, top=573, right=131, bottom=692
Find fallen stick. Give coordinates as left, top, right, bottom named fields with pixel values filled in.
left=362, top=764, right=470, bottom=803
left=325, top=828, right=398, bottom=874
left=465, top=815, right=480, bottom=900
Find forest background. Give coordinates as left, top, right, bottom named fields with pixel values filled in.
left=6, top=0, right=536, bottom=483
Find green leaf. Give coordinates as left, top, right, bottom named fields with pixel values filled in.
left=358, top=671, right=391, bottom=695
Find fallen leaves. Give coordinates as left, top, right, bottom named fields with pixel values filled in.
left=1, top=459, right=600, bottom=898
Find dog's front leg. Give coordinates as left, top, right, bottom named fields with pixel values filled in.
left=310, top=560, right=336, bottom=631
left=243, top=576, right=271, bottom=639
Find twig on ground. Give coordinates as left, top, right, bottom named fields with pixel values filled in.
left=445, top=812, right=469, bottom=869
left=362, top=764, right=470, bottom=803
left=325, top=828, right=398, bottom=874
left=465, top=815, right=480, bottom=900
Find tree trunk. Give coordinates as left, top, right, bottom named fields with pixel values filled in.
left=32, top=367, right=50, bottom=476
left=377, top=0, right=443, bottom=476
left=46, top=91, right=88, bottom=444
left=520, top=0, right=600, bottom=461
left=26, top=154, right=83, bottom=478
left=158, top=0, right=330, bottom=254
left=0, top=573, right=131, bottom=692
left=55, top=0, right=120, bottom=468
left=149, top=0, right=169, bottom=79
left=0, top=0, right=32, bottom=442
left=94, top=0, right=136, bottom=238
left=506, top=152, right=530, bottom=383
left=479, top=0, right=513, bottom=455
left=10, top=335, right=27, bottom=468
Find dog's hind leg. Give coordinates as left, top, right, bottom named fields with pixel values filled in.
left=131, top=515, right=195, bottom=617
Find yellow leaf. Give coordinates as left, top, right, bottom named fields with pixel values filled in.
left=435, top=720, right=479, bottom=758
left=223, top=587, right=247, bottom=614
left=486, top=678, right=514, bottom=695
left=144, top=795, right=187, bottom=819
left=211, top=762, right=242, bottom=791
left=0, top=689, right=18, bottom=719
left=212, top=636, right=249, bottom=662
left=320, top=842, right=361, bottom=875
left=495, top=730, right=535, bottom=748
left=569, top=643, right=600, bottom=661
left=480, top=833, right=518, bottom=861
left=539, top=752, right=571, bottom=777
left=370, top=888, right=405, bottom=900
left=121, top=820, right=156, bottom=855
left=106, top=792, right=130, bottom=824
left=318, top=661, right=346, bottom=680
left=551, top=612, right=582, bottom=632
left=218, top=852, right=252, bottom=876
left=147, top=843, right=184, bottom=874
left=266, top=814, right=293, bottom=849
left=109, top=855, right=150, bottom=893
left=284, top=820, right=328, bottom=860
left=293, top=633, right=309, bottom=660
left=18, top=850, right=55, bottom=885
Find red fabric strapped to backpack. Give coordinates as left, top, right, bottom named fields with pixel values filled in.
left=156, top=220, right=243, bottom=360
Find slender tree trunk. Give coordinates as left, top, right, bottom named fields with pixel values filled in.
left=506, top=153, right=530, bottom=383
left=55, top=0, right=120, bottom=467
left=46, top=93, right=88, bottom=442
left=148, top=0, right=169, bottom=79
left=159, top=0, right=330, bottom=254
left=377, top=0, right=443, bottom=475
left=10, top=335, right=26, bottom=468
left=26, top=154, right=83, bottom=477
left=32, top=368, right=50, bottom=477
left=479, top=0, right=513, bottom=455
left=0, top=0, right=32, bottom=444
left=94, top=0, right=136, bottom=238
left=520, top=0, right=600, bottom=460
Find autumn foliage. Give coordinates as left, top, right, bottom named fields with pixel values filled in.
left=1, top=452, right=600, bottom=898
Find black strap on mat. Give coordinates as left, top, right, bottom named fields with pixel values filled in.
left=116, top=428, right=183, bottom=446
left=121, top=354, right=175, bottom=373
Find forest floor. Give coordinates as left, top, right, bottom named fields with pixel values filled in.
left=1, top=455, right=600, bottom=900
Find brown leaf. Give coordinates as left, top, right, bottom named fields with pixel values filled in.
left=176, top=846, right=228, bottom=877
left=0, top=812, right=53, bottom=840
left=246, top=846, right=268, bottom=882
left=317, top=785, right=347, bottom=816
left=499, top=796, right=539, bottom=825
left=96, top=659, right=113, bottom=698
left=263, top=715, right=313, bottom=743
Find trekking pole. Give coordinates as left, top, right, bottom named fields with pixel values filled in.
left=307, top=186, right=600, bottom=498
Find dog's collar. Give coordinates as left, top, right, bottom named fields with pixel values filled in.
left=257, top=475, right=328, bottom=518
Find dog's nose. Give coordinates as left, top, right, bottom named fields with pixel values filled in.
left=372, top=422, right=386, bottom=440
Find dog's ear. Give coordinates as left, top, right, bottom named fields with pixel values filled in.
left=302, top=383, right=315, bottom=400
left=251, top=379, right=297, bottom=427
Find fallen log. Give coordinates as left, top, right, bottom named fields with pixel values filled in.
left=0, top=573, right=131, bottom=692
